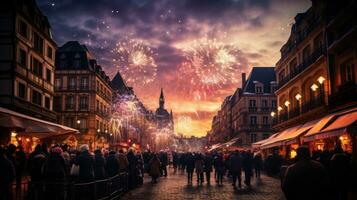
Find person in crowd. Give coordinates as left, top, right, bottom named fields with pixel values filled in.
left=41, top=143, right=49, bottom=158
left=242, top=151, right=253, bottom=187
left=149, top=154, right=161, bottom=183
left=94, top=149, right=106, bottom=179
left=172, top=152, right=179, bottom=173
left=0, top=146, right=16, bottom=200
left=282, top=146, right=331, bottom=200
left=230, top=150, right=242, bottom=188
left=253, top=152, right=263, bottom=179
left=195, top=153, right=204, bottom=185
left=42, top=147, right=68, bottom=200
left=127, top=150, right=139, bottom=188
left=203, top=152, right=213, bottom=184
left=117, top=149, right=129, bottom=172
left=106, top=150, right=119, bottom=177
left=61, top=144, right=71, bottom=172
left=329, top=146, right=350, bottom=200
left=75, top=144, right=95, bottom=183
left=15, top=145, right=26, bottom=188
left=180, top=153, right=186, bottom=172
left=186, top=152, right=195, bottom=184
left=159, top=151, right=168, bottom=177
left=215, top=154, right=225, bottom=186
left=28, top=144, right=47, bottom=183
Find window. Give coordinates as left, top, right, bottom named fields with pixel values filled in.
left=79, top=119, right=87, bottom=129
left=54, top=96, right=62, bottom=111
left=96, top=81, right=100, bottom=91
left=249, top=100, right=256, bottom=107
left=66, top=96, right=75, bottom=109
left=46, top=68, right=51, bottom=82
left=18, top=82, right=26, bottom=99
left=314, top=33, right=323, bottom=51
left=96, top=120, right=99, bottom=129
left=33, top=32, right=43, bottom=54
left=59, top=54, right=67, bottom=68
left=302, top=46, right=311, bottom=63
left=263, top=116, right=269, bottom=124
left=32, top=90, right=42, bottom=106
left=65, top=117, right=74, bottom=128
left=74, top=53, right=81, bottom=68
left=19, top=20, right=27, bottom=38
left=250, top=116, right=257, bottom=125
left=272, top=100, right=277, bottom=108
left=69, top=77, right=76, bottom=90
left=271, top=85, right=277, bottom=94
left=289, top=58, right=298, bottom=73
left=45, top=96, right=50, bottom=109
left=79, top=96, right=88, bottom=110
left=341, top=60, right=355, bottom=83
left=80, top=77, right=89, bottom=90
left=55, top=78, right=61, bottom=90
left=96, top=100, right=99, bottom=111
left=19, top=49, right=27, bottom=67
left=251, top=133, right=257, bottom=143
left=32, top=58, right=43, bottom=77
left=47, top=46, right=53, bottom=59
left=279, top=70, right=285, bottom=82
left=262, top=99, right=268, bottom=107
left=255, top=86, right=263, bottom=93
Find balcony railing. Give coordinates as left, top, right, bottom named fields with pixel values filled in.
left=248, top=107, right=257, bottom=112
left=278, top=45, right=326, bottom=89
left=260, top=107, right=270, bottom=112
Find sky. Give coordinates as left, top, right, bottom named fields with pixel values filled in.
left=38, top=0, right=311, bottom=137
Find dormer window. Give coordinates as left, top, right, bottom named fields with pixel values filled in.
left=254, top=81, right=263, bottom=93
left=270, top=81, right=277, bottom=94
left=60, top=53, right=67, bottom=68
left=73, top=53, right=81, bottom=68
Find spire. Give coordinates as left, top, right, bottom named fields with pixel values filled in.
left=159, top=88, right=164, bottom=109
left=170, top=109, right=173, bottom=118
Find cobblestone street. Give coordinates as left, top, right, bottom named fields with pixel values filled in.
left=122, top=168, right=286, bottom=200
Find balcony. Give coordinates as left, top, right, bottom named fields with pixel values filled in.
left=248, top=107, right=257, bottom=112
left=260, top=107, right=270, bottom=112
left=80, top=85, right=89, bottom=90
left=301, top=95, right=324, bottom=113
left=329, top=82, right=357, bottom=109
left=68, top=85, right=77, bottom=91
left=278, top=45, right=326, bottom=89
left=289, top=105, right=300, bottom=118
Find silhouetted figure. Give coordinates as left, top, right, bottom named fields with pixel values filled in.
left=215, top=154, right=225, bottom=186
left=106, top=151, right=119, bottom=177
left=94, top=149, right=106, bottom=179
left=149, top=154, right=161, bottom=183
left=204, top=153, right=213, bottom=184
left=282, top=146, right=331, bottom=200
left=242, top=151, right=253, bottom=187
left=186, top=153, right=195, bottom=184
left=230, top=151, right=242, bottom=188
left=253, top=153, right=263, bottom=179
left=330, top=146, right=349, bottom=200
left=195, top=154, right=204, bottom=185
left=0, top=146, right=15, bottom=200
left=75, top=145, right=95, bottom=183
left=15, top=145, right=26, bottom=188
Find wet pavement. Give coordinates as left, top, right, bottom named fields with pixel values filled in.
left=121, top=168, right=286, bottom=200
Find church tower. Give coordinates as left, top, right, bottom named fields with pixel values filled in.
left=159, top=88, right=165, bottom=109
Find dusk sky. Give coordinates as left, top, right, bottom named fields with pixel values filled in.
left=38, top=0, right=311, bottom=137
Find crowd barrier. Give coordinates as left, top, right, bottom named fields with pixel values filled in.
left=12, top=173, right=129, bottom=200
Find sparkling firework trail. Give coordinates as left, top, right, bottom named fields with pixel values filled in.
left=113, top=39, right=157, bottom=86
left=178, top=38, right=241, bottom=99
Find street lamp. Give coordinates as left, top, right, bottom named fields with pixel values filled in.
left=317, top=76, right=325, bottom=84
left=295, top=94, right=302, bottom=101
left=270, top=111, right=276, bottom=117
left=310, top=84, right=318, bottom=92
left=77, top=119, right=81, bottom=124
left=97, top=128, right=100, bottom=133
left=284, top=101, right=290, bottom=107
left=278, top=106, right=283, bottom=111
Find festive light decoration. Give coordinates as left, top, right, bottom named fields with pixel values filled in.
left=295, top=94, right=302, bottom=101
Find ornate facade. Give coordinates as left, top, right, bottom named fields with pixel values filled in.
left=0, top=0, right=57, bottom=122
left=54, top=41, right=112, bottom=149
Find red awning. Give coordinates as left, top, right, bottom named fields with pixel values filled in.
left=252, top=132, right=280, bottom=148
left=303, top=108, right=357, bottom=142
left=261, top=125, right=301, bottom=149
left=0, top=107, right=79, bottom=139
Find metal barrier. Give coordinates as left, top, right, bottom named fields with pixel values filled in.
left=13, top=173, right=129, bottom=200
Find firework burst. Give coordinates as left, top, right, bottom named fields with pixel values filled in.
left=178, top=38, right=241, bottom=99
left=113, top=39, right=157, bottom=86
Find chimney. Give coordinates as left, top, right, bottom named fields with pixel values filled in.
left=242, top=73, right=246, bottom=88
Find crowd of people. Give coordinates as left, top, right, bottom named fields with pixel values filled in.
left=170, top=150, right=263, bottom=187
left=1, top=142, right=356, bottom=200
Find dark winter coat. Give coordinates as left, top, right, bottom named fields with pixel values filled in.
left=106, top=154, right=119, bottom=177
left=229, top=153, right=242, bottom=175
left=94, top=153, right=106, bottom=180
left=42, top=153, right=67, bottom=182
left=75, top=151, right=95, bottom=182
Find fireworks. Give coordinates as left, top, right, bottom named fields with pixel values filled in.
left=113, top=39, right=157, bottom=86
left=178, top=38, right=241, bottom=98
left=176, top=115, right=192, bottom=133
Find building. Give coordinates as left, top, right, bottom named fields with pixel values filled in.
left=274, top=1, right=328, bottom=130
left=258, top=0, right=357, bottom=158
left=0, top=0, right=57, bottom=122
left=154, top=88, right=174, bottom=131
left=231, top=67, right=277, bottom=148
left=208, top=67, right=277, bottom=149
left=54, top=41, right=112, bottom=149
